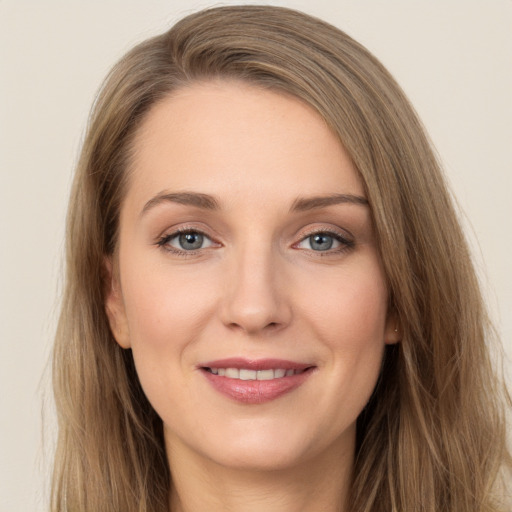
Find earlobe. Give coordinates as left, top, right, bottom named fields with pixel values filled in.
left=104, top=257, right=131, bottom=349
left=384, top=315, right=401, bottom=345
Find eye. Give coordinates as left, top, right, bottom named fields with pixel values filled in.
left=158, top=230, right=215, bottom=252
left=296, top=231, right=353, bottom=252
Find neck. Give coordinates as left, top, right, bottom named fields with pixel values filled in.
left=166, top=432, right=354, bottom=512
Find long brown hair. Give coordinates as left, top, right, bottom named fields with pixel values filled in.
left=51, top=5, right=511, bottom=511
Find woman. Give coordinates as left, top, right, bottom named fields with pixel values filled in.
left=51, top=5, right=511, bottom=511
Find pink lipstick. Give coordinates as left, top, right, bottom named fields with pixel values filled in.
left=199, top=358, right=315, bottom=404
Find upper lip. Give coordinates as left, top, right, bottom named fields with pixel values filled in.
left=199, top=358, right=314, bottom=371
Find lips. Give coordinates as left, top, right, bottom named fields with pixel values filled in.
left=199, top=358, right=315, bottom=404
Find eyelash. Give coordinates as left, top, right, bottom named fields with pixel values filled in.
left=155, top=227, right=355, bottom=257
left=156, top=227, right=215, bottom=256
left=295, top=228, right=355, bottom=256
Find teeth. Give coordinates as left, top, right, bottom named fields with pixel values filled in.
left=207, top=367, right=304, bottom=380
left=225, top=368, right=239, bottom=379
left=239, top=369, right=257, bottom=380
left=256, top=369, right=274, bottom=381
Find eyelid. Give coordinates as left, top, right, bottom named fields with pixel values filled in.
left=156, top=225, right=221, bottom=255
left=296, top=225, right=353, bottom=242
left=293, top=226, right=355, bottom=253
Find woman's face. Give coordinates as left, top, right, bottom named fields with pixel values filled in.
left=106, top=81, right=398, bottom=471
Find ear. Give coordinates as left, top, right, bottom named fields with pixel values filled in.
left=384, top=313, right=401, bottom=345
left=104, top=257, right=131, bottom=349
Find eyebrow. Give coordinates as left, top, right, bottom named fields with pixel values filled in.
left=141, top=191, right=220, bottom=216
left=140, top=190, right=369, bottom=217
left=289, top=193, right=368, bottom=212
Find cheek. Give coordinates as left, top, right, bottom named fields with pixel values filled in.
left=297, top=261, right=388, bottom=419
left=302, top=262, right=388, bottom=350
left=121, top=259, right=218, bottom=351
left=119, top=264, right=218, bottom=416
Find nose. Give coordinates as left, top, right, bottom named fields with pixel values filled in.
left=219, top=244, right=292, bottom=336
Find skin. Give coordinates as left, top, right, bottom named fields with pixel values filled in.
left=106, top=81, right=399, bottom=512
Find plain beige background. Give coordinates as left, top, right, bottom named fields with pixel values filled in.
left=1, top=1, right=510, bottom=510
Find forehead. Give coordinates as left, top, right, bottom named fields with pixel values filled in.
left=125, top=80, right=364, bottom=212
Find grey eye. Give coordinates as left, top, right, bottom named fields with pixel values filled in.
left=179, top=232, right=204, bottom=250
left=167, top=231, right=213, bottom=251
left=309, top=234, right=335, bottom=251
left=297, top=233, right=340, bottom=251
left=296, top=232, right=349, bottom=252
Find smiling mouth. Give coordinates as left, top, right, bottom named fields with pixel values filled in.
left=200, top=360, right=316, bottom=403
left=202, top=367, right=312, bottom=380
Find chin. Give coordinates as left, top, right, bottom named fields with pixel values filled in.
left=210, top=443, right=311, bottom=472
left=193, top=419, right=353, bottom=473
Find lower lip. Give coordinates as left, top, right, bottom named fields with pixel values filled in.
left=201, top=369, right=314, bottom=404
